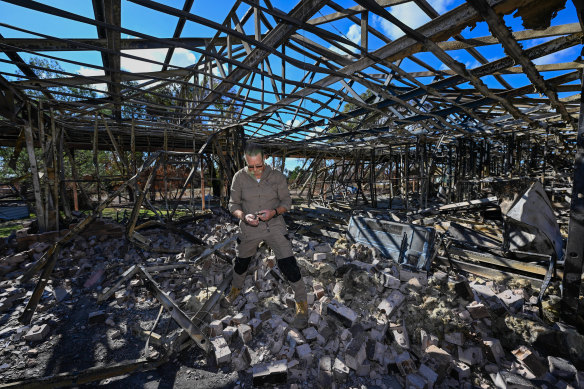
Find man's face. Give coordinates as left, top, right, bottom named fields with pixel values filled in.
left=245, top=153, right=265, bottom=179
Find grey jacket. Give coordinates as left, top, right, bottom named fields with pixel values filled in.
left=229, top=165, right=292, bottom=238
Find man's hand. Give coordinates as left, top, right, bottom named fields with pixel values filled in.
left=257, top=209, right=277, bottom=221
left=244, top=213, right=260, bottom=226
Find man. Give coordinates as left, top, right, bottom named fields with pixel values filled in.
left=226, top=143, right=308, bottom=329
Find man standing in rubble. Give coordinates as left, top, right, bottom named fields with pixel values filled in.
left=225, top=143, right=308, bottom=329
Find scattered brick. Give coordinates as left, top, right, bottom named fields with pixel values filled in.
left=210, top=336, right=231, bottom=366
left=327, top=299, right=358, bottom=327
left=237, top=323, right=252, bottom=343
left=345, top=335, right=367, bottom=371
left=23, top=324, right=50, bottom=342
left=252, top=359, right=287, bottom=386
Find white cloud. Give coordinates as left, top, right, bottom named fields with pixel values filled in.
left=533, top=46, right=577, bottom=65
left=329, top=24, right=362, bottom=55
left=304, top=126, right=325, bottom=140
left=285, top=119, right=302, bottom=128
left=373, top=0, right=456, bottom=40
left=211, top=63, right=229, bottom=78
left=78, top=67, right=105, bottom=77
left=120, top=48, right=197, bottom=73
left=77, top=66, right=107, bottom=92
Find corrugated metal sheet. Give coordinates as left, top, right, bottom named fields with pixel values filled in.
left=0, top=205, right=30, bottom=220
left=347, top=216, right=436, bottom=271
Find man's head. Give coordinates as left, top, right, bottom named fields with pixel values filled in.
left=244, top=143, right=265, bottom=179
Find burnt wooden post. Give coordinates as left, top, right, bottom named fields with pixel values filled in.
left=370, top=148, right=377, bottom=207
left=448, top=145, right=453, bottom=202
left=404, top=144, right=409, bottom=211
left=417, top=140, right=423, bottom=209
left=542, top=130, right=549, bottom=184
left=389, top=146, right=394, bottom=209
left=58, top=125, right=71, bottom=218
left=93, top=114, right=101, bottom=205
left=561, top=72, right=584, bottom=330
left=200, top=155, right=206, bottom=211
left=24, top=103, right=46, bottom=232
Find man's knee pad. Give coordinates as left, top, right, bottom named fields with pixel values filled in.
left=277, top=256, right=301, bottom=283
left=234, top=256, right=252, bottom=275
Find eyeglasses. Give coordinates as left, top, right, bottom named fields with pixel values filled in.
left=247, top=164, right=264, bottom=170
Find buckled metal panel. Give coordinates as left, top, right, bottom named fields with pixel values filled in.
left=347, top=216, right=436, bottom=270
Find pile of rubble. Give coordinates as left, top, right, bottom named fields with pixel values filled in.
left=215, top=235, right=584, bottom=388
left=0, top=206, right=583, bottom=388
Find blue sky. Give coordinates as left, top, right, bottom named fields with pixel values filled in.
left=0, top=0, right=581, bottom=171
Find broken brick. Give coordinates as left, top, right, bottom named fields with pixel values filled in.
left=210, top=336, right=231, bottom=366
left=344, top=335, right=367, bottom=371
left=396, top=351, right=416, bottom=376
left=377, top=290, right=405, bottom=319
left=23, top=324, right=50, bottom=342
left=332, top=357, right=350, bottom=381
left=548, top=356, right=577, bottom=381
left=222, top=326, right=237, bottom=344
left=237, top=323, right=252, bottom=343
left=327, top=299, right=358, bottom=327
left=252, top=359, right=287, bottom=385
left=209, top=320, right=223, bottom=337
left=295, top=343, right=312, bottom=364
left=87, top=310, right=108, bottom=325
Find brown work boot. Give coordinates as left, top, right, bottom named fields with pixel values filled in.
left=221, top=287, right=241, bottom=308
left=292, top=301, right=308, bottom=329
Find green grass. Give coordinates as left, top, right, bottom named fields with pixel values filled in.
left=0, top=219, right=29, bottom=238
left=79, top=207, right=194, bottom=221
left=0, top=207, right=196, bottom=238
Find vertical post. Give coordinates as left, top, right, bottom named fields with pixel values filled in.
left=93, top=114, right=100, bottom=205
left=418, top=140, right=423, bottom=210
left=50, top=108, right=59, bottom=231
left=448, top=145, right=453, bottom=203
left=281, top=44, right=286, bottom=97
left=58, top=125, right=71, bottom=218
left=361, top=11, right=368, bottom=55
left=423, top=141, right=428, bottom=209
left=163, top=127, right=169, bottom=218
left=227, top=35, right=232, bottom=74
left=561, top=72, right=584, bottom=329
left=131, top=116, right=136, bottom=174
left=281, top=150, right=286, bottom=173
left=191, top=126, right=196, bottom=215
left=24, top=103, right=46, bottom=232
left=200, top=155, right=206, bottom=211
left=370, top=148, right=376, bottom=207
left=389, top=146, right=394, bottom=209
left=38, top=102, right=51, bottom=230
left=542, top=130, right=549, bottom=184
left=404, top=144, right=409, bottom=211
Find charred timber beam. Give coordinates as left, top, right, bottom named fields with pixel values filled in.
left=306, top=0, right=407, bottom=25
left=0, top=357, right=169, bottom=388
left=355, top=0, right=541, bottom=128
left=162, top=0, right=195, bottom=71
left=0, top=36, right=259, bottom=51
left=190, top=0, right=327, bottom=113
left=467, top=0, right=577, bottom=129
